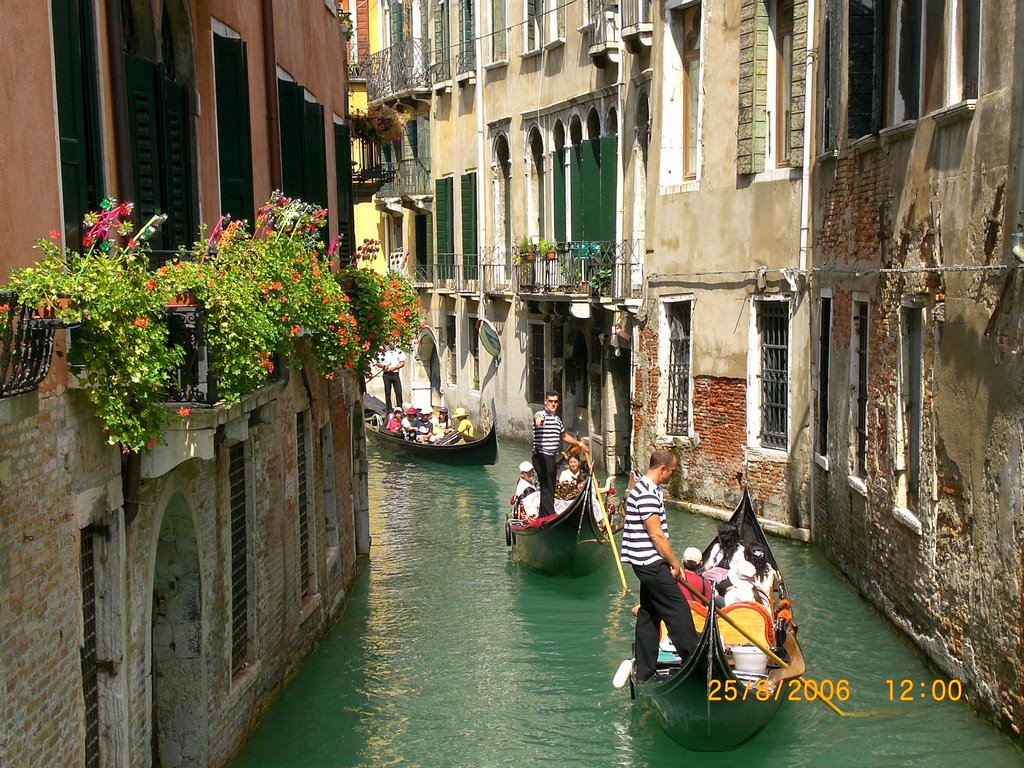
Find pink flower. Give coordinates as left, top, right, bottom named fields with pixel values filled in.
left=49, top=229, right=60, bottom=241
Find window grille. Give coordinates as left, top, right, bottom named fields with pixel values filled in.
left=854, top=302, right=869, bottom=475
left=296, top=412, right=310, bottom=597
left=80, top=531, right=100, bottom=768
left=759, top=301, right=789, bottom=449
left=817, top=297, right=832, bottom=455
left=229, top=443, right=249, bottom=672
left=665, top=301, right=692, bottom=435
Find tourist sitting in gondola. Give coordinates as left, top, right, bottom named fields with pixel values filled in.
left=714, top=560, right=758, bottom=607
left=385, top=407, right=403, bottom=433
left=435, top=407, right=454, bottom=436
left=511, top=461, right=540, bottom=521
left=745, top=543, right=776, bottom=610
left=702, top=521, right=746, bottom=583
left=414, top=410, right=437, bottom=443
left=680, top=547, right=713, bottom=601
left=400, top=407, right=420, bottom=440
left=558, top=453, right=589, bottom=491
left=453, top=407, right=474, bottom=438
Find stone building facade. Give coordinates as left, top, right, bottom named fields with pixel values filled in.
left=810, top=0, right=1024, bottom=737
left=0, top=1, right=368, bottom=766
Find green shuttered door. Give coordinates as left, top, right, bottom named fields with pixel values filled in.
left=214, top=34, right=254, bottom=224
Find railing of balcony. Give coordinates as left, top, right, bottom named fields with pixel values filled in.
left=377, top=157, right=432, bottom=198
left=456, top=48, right=476, bottom=76
left=481, top=247, right=514, bottom=294
left=0, top=291, right=57, bottom=398
left=621, top=0, right=651, bottom=28
left=367, top=38, right=433, bottom=101
left=348, top=40, right=371, bottom=80
left=588, top=0, right=620, bottom=50
left=352, top=138, right=398, bottom=185
left=513, top=240, right=642, bottom=299
left=432, top=54, right=451, bottom=84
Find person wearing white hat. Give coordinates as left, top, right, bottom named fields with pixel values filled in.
left=513, top=461, right=539, bottom=520
left=717, top=559, right=758, bottom=607
left=679, top=546, right=713, bottom=601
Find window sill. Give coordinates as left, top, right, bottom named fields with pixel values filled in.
left=816, top=147, right=839, bottom=164
left=931, top=99, right=977, bottom=127
left=432, top=80, right=452, bottom=94
left=848, top=133, right=880, bottom=155
left=879, top=119, right=917, bottom=145
left=483, top=59, right=508, bottom=71
left=658, top=180, right=699, bottom=195
left=230, top=658, right=263, bottom=693
left=814, top=453, right=829, bottom=472
left=746, top=444, right=789, bottom=462
left=847, top=475, right=867, bottom=496
left=455, top=71, right=476, bottom=86
left=656, top=433, right=695, bottom=447
left=892, top=506, right=922, bottom=535
left=520, top=48, right=543, bottom=60
left=544, top=37, right=565, bottom=51
left=749, top=167, right=802, bottom=184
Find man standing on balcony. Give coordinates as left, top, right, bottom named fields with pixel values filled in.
left=532, top=391, right=588, bottom=519
left=378, top=346, right=406, bottom=413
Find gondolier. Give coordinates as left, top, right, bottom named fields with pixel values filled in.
left=532, top=391, right=588, bottom=518
left=377, top=346, right=406, bottom=412
left=621, top=448, right=698, bottom=682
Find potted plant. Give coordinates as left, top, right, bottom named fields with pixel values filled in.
left=515, top=235, right=536, bottom=263
left=539, top=238, right=559, bottom=260
left=349, top=103, right=407, bottom=145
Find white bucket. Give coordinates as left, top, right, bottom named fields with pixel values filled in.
left=731, top=644, right=768, bottom=675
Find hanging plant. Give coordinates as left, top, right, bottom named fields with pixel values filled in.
left=349, top=103, right=407, bottom=145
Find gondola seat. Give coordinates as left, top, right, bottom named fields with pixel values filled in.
left=718, top=601, right=775, bottom=647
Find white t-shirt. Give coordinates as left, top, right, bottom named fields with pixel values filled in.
left=380, top=347, right=405, bottom=370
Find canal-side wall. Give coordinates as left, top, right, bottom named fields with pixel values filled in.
left=811, top=0, right=1024, bottom=739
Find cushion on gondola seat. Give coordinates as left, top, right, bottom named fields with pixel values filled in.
left=657, top=601, right=707, bottom=643
left=718, top=601, right=775, bottom=646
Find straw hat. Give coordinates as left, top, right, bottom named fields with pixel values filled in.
left=453, top=407, right=469, bottom=418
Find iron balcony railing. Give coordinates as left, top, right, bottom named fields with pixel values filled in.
left=0, top=291, right=57, bottom=398
left=367, top=38, right=433, bottom=102
left=587, top=0, right=620, bottom=55
left=456, top=47, right=476, bottom=76
left=621, top=0, right=651, bottom=29
left=513, top=240, right=641, bottom=300
left=378, top=158, right=432, bottom=198
left=348, top=41, right=371, bottom=81
left=352, top=139, right=398, bottom=186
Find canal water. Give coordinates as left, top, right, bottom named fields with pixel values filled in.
left=232, top=442, right=1023, bottom=767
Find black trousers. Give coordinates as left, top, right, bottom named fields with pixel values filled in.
left=632, top=561, right=699, bottom=682
left=532, top=451, right=557, bottom=517
left=382, top=371, right=402, bottom=412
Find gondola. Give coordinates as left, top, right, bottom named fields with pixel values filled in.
left=506, top=474, right=617, bottom=576
left=628, top=488, right=805, bottom=751
left=364, top=417, right=499, bottom=465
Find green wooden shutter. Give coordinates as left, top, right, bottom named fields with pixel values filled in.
left=278, top=79, right=305, bottom=198
left=302, top=99, right=327, bottom=207
left=391, top=0, right=404, bottom=43
left=52, top=0, right=103, bottom=247
left=737, top=0, right=768, bottom=174
left=214, top=34, right=254, bottom=224
left=582, top=139, right=601, bottom=241
left=599, top=136, right=617, bottom=242
left=160, top=74, right=196, bottom=248
left=435, top=177, right=450, bottom=263
left=334, top=123, right=355, bottom=259
left=434, top=0, right=449, bottom=79
left=125, top=54, right=165, bottom=235
left=846, top=0, right=879, bottom=140
left=552, top=148, right=566, bottom=242
left=425, top=212, right=434, bottom=269
left=570, top=144, right=583, bottom=240
left=460, top=171, right=477, bottom=278
left=789, top=0, right=807, bottom=165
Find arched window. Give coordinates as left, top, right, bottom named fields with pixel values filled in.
left=528, top=128, right=545, bottom=239
left=682, top=6, right=701, bottom=178
left=493, top=134, right=512, bottom=260
left=552, top=121, right=567, bottom=242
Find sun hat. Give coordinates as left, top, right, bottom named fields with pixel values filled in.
left=453, top=407, right=469, bottom=418
left=439, top=406, right=449, bottom=414
left=519, top=461, right=534, bottom=473
left=405, top=407, right=417, bottom=416
left=682, top=547, right=703, bottom=565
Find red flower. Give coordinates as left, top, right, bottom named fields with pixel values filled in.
left=147, top=438, right=157, bottom=449
left=133, top=317, right=149, bottom=328
left=291, top=325, right=301, bottom=335
left=49, top=229, right=60, bottom=241
left=145, top=280, right=157, bottom=291
left=177, top=407, right=191, bottom=418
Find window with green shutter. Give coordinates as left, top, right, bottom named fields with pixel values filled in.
left=492, top=0, right=507, bottom=60
left=434, top=0, right=451, bottom=80
left=334, top=123, right=355, bottom=260
left=461, top=172, right=478, bottom=279
left=552, top=148, right=566, bottom=242
left=582, top=138, right=601, bottom=241
left=278, top=79, right=328, bottom=209
left=213, top=33, right=254, bottom=225
left=435, top=177, right=455, bottom=277
left=599, top=136, right=617, bottom=243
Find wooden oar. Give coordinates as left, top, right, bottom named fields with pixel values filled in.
left=675, top=577, right=847, bottom=717
left=585, top=450, right=629, bottom=593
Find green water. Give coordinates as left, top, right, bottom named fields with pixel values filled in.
left=232, top=443, right=1023, bottom=767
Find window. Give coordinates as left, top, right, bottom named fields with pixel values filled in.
left=435, top=176, right=455, bottom=282
left=278, top=79, right=327, bottom=206
left=214, top=32, right=255, bottom=225
left=681, top=5, right=701, bottom=178
left=80, top=529, right=100, bottom=768
left=664, top=300, right=693, bottom=436
left=816, top=294, right=832, bottom=457
left=528, top=129, right=545, bottom=239
left=458, top=0, right=475, bottom=73
left=529, top=323, right=546, bottom=404
left=772, top=0, right=794, bottom=165
left=846, top=0, right=884, bottom=138
left=491, top=0, right=507, bottom=60
left=461, top=171, right=478, bottom=280
left=887, top=0, right=958, bottom=123
left=958, top=0, right=980, bottom=100
left=229, top=442, right=250, bottom=672
left=850, top=300, right=869, bottom=477
left=296, top=411, right=312, bottom=599
left=898, top=305, right=923, bottom=508
left=526, top=0, right=543, bottom=50
left=468, top=315, right=480, bottom=389
left=758, top=300, right=789, bottom=449
left=434, top=0, right=451, bottom=81
left=446, top=314, right=458, bottom=384
left=320, top=423, right=340, bottom=554
left=334, top=121, right=355, bottom=260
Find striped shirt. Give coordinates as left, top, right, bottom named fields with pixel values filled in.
left=620, top=476, right=670, bottom=566
left=532, top=411, right=564, bottom=455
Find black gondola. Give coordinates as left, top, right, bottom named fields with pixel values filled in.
left=364, top=417, right=499, bottom=466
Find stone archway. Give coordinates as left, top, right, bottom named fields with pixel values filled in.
left=150, top=492, right=207, bottom=767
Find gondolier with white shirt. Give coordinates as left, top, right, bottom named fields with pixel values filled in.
left=532, top=391, right=588, bottom=518
left=621, top=448, right=699, bottom=683
left=377, top=345, right=406, bottom=413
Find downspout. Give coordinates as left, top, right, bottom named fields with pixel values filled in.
left=104, top=0, right=132, bottom=200
left=475, top=0, right=487, bottom=401
left=799, top=0, right=817, bottom=534
left=261, top=0, right=283, bottom=191
left=1013, top=73, right=1024, bottom=261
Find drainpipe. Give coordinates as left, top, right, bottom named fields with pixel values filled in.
left=104, top=0, right=133, bottom=198
left=1013, top=76, right=1024, bottom=262
left=261, top=0, right=283, bottom=191
left=799, top=0, right=817, bottom=534
left=475, top=0, right=487, bottom=396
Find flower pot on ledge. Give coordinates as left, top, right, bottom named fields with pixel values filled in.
left=167, top=289, right=199, bottom=307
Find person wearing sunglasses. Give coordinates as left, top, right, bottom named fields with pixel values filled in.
left=532, top=391, right=588, bottom=518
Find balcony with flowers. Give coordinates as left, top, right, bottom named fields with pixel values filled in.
left=2, top=195, right=424, bottom=454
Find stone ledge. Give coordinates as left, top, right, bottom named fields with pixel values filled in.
left=0, top=390, right=39, bottom=425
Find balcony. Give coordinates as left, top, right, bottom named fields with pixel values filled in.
left=456, top=47, right=476, bottom=85
left=620, top=0, right=652, bottom=54
left=347, top=41, right=371, bottom=81
left=377, top=158, right=433, bottom=208
left=514, top=241, right=642, bottom=301
left=0, top=291, right=57, bottom=399
left=587, top=0, right=621, bottom=67
left=480, top=248, right=514, bottom=296
left=367, top=38, right=433, bottom=103
left=352, top=138, right=398, bottom=202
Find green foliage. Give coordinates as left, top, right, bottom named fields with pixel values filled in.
left=340, top=267, right=423, bottom=375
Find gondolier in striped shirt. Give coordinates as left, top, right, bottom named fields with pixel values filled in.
left=621, top=448, right=698, bottom=682
left=532, top=391, right=589, bottom=518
